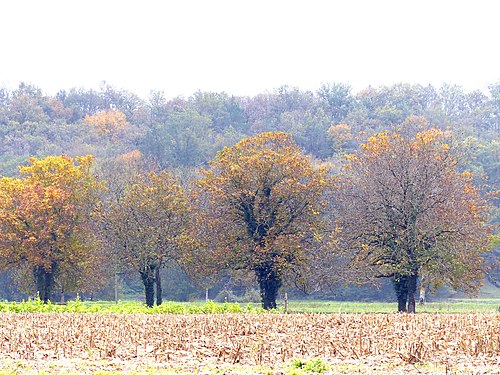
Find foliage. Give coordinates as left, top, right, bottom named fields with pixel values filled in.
left=100, top=169, right=191, bottom=307
left=192, top=132, right=335, bottom=309
left=1, top=81, right=500, bottom=302
left=0, top=155, right=102, bottom=302
left=336, top=117, right=494, bottom=312
left=84, top=109, right=129, bottom=139
left=141, top=106, right=215, bottom=168
left=291, top=358, right=328, bottom=373
left=0, top=298, right=261, bottom=314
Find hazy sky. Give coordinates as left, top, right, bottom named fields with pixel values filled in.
left=1, top=0, right=499, bottom=98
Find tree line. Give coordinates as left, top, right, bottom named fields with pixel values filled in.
left=0, top=81, right=499, bottom=312
left=0, top=122, right=494, bottom=313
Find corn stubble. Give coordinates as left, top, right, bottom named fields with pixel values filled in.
left=0, top=313, right=497, bottom=371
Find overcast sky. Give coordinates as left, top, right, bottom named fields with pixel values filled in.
left=1, top=0, right=499, bottom=98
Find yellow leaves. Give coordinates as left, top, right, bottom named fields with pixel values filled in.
left=84, top=110, right=129, bottom=139
left=339, top=118, right=492, bottom=292
left=0, top=155, right=101, bottom=272
left=194, top=131, right=334, bottom=281
left=20, top=155, right=95, bottom=187
left=415, top=128, right=443, bottom=145
left=360, top=243, right=370, bottom=253
left=461, top=170, right=473, bottom=182
left=344, top=153, right=358, bottom=162
left=347, top=122, right=454, bottom=176
left=359, top=131, right=401, bottom=155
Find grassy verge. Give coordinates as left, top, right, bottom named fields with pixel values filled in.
left=0, top=297, right=498, bottom=314
left=282, top=299, right=500, bottom=313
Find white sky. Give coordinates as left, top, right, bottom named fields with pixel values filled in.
left=1, top=0, right=499, bottom=98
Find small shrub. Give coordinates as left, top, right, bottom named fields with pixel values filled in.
left=291, top=358, right=328, bottom=373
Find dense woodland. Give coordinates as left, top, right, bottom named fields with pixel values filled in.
left=0, top=81, right=499, bottom=310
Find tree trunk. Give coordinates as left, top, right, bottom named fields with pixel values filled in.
left=407, top=273, right=418, bottom=313
left=34, top=264, right=56, bottom=303
left=392, top=275, right=409, bottom=312
left=155, top=266, right=162, bottom=306
left=255, top=263, right=282, bottom=310
left=139, top=265, right=156, bottom=308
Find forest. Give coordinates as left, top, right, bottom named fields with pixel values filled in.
left=0, top=81, right=499, bottom=311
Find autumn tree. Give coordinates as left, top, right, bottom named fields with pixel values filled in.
left=193, top=132, right=335, bottom=309
left=84, top=109, right=130, bottom=140
left=0, top=155, right=101, bottom=302
left=336, top=117, right=492, bottom=313
left=102, top=170, right=190, bottom=307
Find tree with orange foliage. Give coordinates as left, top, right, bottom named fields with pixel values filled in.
left=0, top=155, right=102, bottom=302
left=84, top=109, right=129, bottom=139
left=336, top=117, right=493, bottom=313
left=193, top=132, right=335, bottom=309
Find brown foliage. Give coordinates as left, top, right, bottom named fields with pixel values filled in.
left=336, top=117, right=493, bottom=306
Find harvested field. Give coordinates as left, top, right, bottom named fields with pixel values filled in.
left=0, top=312, right=498, bottom=374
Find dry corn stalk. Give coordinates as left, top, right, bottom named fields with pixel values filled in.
left=0, top=312, right=497, bottom=369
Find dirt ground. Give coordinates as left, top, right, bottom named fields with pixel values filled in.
left=0, top=312, right=498, bottom=374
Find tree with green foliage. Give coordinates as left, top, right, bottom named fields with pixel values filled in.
left=141, top=105, right=214, bottom=168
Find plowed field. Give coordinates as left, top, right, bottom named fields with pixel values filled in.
left=0, top=313, right=498, bottom=374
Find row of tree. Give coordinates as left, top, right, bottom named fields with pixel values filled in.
left=0, top=119, right=492, bottom=312
left=2, top=82, right=500, bottom=177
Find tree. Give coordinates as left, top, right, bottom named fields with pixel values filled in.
left=280, top=108, right=333, bottom=159
left=102, top=170, right=190, bottom=307
left=56, top=87, right=106, bottom=122
left=84, top=109, right=130, bottom=140
left=7, top=83, right=49, bottom=124
left=193, top=132, right=334, bottom=309
left=317, top=82, right=354, bottom=123
left=190, top=91, right=248, bottom=133
left=141, top=107, right=214, bottom=168
left=335, top=117, right=492, bottom=312
left=0, top=155, right=101, bottom=302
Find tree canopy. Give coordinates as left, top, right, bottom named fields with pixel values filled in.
left=101, top=169, right=190, bottom=307
left=192, top=132, right=335, bottom=309
left=0, top=81, right=498, bottom=307
left=335, top=117, right=492, bottom=312
left=0, top=155, right=101, bottom=302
